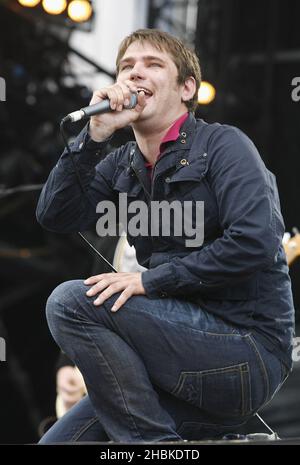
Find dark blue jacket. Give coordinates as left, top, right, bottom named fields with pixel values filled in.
left=36, top=113, right=295, bottom=370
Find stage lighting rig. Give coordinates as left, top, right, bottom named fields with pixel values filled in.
left=18, top=0, right=40, bottom=6
left=42, top=0, right=67, bottom=15
left=67, top=0, right=92, bottom=22
left=198, top=81, right=216, bottom=105
left=16, top=0, right=93, bottom=25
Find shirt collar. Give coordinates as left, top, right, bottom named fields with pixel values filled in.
left=159, top=112, right=189, bottom=153
left=144, top=112, right=189, bottom=170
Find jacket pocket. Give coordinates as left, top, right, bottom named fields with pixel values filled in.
left=168, top=153, right=208, bottom=183
left=165, top=156, right=208, bottom=200
left=171, top=362, right=252, bottom=418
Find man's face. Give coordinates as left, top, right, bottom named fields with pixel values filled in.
left=117, top=41, right=188, bottom=124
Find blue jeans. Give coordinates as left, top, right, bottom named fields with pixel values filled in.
left=40, top=280, right=286, bottom=443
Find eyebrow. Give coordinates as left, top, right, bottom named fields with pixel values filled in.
left=119, top=55, right=166, bottom=67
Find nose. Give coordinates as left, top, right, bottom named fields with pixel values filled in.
left=129, top=62, right=145, bottom=81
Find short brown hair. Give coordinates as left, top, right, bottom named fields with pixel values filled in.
left=116, top=29, right=201, bottom=113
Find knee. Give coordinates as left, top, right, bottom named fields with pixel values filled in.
left=46, top=279, right=85, bottom=329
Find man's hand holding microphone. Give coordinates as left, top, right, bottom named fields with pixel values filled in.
left=64, top=81, right=147, bottom=142
left=89, top=81, right=146, bottom=142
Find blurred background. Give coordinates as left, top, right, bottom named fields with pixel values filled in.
left=0, top=0, right=299, bottom=443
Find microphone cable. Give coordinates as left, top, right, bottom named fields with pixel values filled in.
left=60, top=118, right=117, bottom=273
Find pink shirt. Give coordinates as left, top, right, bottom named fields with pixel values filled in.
left=144, top=112, right=189, bottom=179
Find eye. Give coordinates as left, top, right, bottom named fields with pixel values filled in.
left=120, top=65, right=133, bottom=71
left=149, top=62, right=162, bottom=67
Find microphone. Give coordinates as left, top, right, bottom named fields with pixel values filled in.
left=62, top=93, right=138, bottom=123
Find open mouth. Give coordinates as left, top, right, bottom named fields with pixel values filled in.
left=137, top=87, right=153, bottom=99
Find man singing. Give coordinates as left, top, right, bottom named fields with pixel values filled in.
left=36, top=29, right=294, bottom=443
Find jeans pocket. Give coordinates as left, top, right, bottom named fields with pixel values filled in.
left=171, top=362, right=252, bottom=418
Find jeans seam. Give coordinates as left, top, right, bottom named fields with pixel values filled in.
left=247, top=364, right=252, bottom=414
left=71, top=416, right=99, bottom=441
left=239, top=363, right=251, bottom=415
left=57, top=299, right=144, bottom=441
left=245, top=334, right=269, bottom=405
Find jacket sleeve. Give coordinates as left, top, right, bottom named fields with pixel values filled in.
left=36, top=125, right=119, bottom=233
left=142, top=126, right=285, bottom=298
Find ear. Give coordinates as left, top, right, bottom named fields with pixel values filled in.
left=181, top=76, right=197, bottom=103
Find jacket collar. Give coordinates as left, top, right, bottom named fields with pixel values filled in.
left=128, top=113, right=198, bottom=196
left=130, top=113, right=197, bottom=171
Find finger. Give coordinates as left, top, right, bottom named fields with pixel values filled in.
left=89, top=89, right=108, bottom=106
left=84, top=273, right=113, bottom=285
left=110, top=288, right=132, bottom=312
left=119, top=82, right=135, bottom=106
left=118, top=81, right=137, bottom=106
left=89, top=273, right=134, bottom=300
left=111, top=84, right=127, bottom=111
left=86, top=279, right=110, bottom=297
left=93, top=282, right=123, bottom=306
left=105, top=87, right=120, bottom=110
left=123, top=80, right=139, bottom=95
left=134, top=91, right=147, bottom=113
